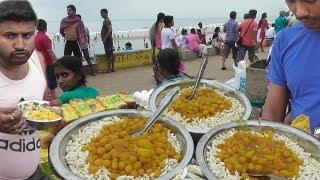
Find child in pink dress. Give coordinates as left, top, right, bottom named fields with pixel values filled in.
left=257, top=13, right=268, bottom=52
left=187, top=28, right=207, bottom=56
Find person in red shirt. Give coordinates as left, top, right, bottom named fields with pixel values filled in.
left=237, top=9, right=259, bottom=63
left=35, top=19, right=57, bottom=95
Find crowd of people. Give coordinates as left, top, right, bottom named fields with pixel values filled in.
left=1, top=0, right=320, bottom=179
left=30, top=5, right=117, bottom=104
left=145, top=1, right=320, bottom=146
left=39, top=5, right=116, bottom=76
left=152, top=9, right=297, bottom=72
left=216, top=9, right=298, bottom=70
left=149, top=12, right=223, bottom=84
left=149, top=10, right=263, bottom=83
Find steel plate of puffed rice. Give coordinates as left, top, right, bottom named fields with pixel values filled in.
left=49, top=109, right=194, bottom=180
left=149, top=79, right=252, bottom=142
left=196, top=120, right=320, bottom=180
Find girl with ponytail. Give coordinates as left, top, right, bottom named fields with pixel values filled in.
left=50, top=55, right=100, bottom=105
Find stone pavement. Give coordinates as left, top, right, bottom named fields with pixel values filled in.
left=85, top=49, right=270, bottom=95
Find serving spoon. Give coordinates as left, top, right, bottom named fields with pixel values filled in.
left=131, top=86, right=180, bottom=137
left=188, top=58, right=208, bottom=100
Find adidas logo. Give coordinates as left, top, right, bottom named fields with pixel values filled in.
left=18, top=129, right=36, bottom=136
left=0, top=138, right=41, bottom=152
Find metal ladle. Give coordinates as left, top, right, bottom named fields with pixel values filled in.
left=188, top=57, right=208, bottom=100
left=131, top=86, right=180, bottom=137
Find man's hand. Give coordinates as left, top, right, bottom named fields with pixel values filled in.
left=0, top=108, right=25, bottom=134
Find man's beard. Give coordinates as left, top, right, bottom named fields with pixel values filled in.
left=298, top=17, right=320, bottom=30
left=0, top=50, right=32, bottom=66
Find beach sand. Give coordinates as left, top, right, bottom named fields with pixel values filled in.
left=79, top=48, right=270, bottom=95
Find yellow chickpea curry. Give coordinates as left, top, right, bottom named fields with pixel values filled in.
left=27, top=107, right=61, bottom=122
left=216, top=130, right=303, bottom=179
left=82, top=117, right=181, bottom=179
left=169, top=87, right=232, bottom=121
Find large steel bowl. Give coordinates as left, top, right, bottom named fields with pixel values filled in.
left=196, top=120, right=320, bottom=180
left=49, top=109, right=194, bottom=180
left=149, top=79, right=252, bottom=143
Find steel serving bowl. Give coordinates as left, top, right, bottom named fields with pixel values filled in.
left=149, top=79, right=252, bottom=143
left=25, top=116, right=62, bottom=130
left=18, top=100, right=49, bottom=112
left=196, top=120, right=320, bottom=180
left=18, top=101, right=62, bottom=130
left=49, top=109, right=194, bottom=180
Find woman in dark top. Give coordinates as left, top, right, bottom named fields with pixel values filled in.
left=150, top=12, right=165, bottom=85
left=212, top=27, right=224, bottom=55
left=157, top=49, right=183, bottom=83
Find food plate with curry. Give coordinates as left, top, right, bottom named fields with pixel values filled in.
left=49, top=109, right=194, bottom=180
left=18, top=100, right=62, bottom=130
left=196, top=120, right=320, bottom=180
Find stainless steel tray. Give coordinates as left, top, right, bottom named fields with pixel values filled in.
left=149, top=79, right=252, bottom=135
left=196, top=120, right=320, bottom=180
left=49, top=109, right=194, bottom=180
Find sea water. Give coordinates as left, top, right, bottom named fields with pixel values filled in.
left=47, top=17, right=276, bottom=57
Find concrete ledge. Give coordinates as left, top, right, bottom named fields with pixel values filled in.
left=207, top=46, right=219, bottom=56
left=181, top=50, right=199, bottom=60
left=94, top=49, right=152, bottom=73
left=181, top=46, right=219, bottom=60
left=84, top=46, right=219, bottom=74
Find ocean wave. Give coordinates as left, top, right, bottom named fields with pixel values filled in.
left=49, top=23, right=223, bottom=39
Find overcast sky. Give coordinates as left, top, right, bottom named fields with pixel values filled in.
left=29, top=0, right=288, bottom=21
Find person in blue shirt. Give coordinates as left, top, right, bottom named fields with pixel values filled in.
left=262, top=0, right=320, bottom=135
left=221, top=11, right=238, bottom=70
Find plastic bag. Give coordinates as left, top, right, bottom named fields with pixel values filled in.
left=132, top=89, right=154, bottom=109
left=225, top=78, right=237, bottom=89
left=233, top=60, right=247, bottom=93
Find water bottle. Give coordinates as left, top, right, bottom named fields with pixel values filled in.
left=239, top=76, right=246, bottom=93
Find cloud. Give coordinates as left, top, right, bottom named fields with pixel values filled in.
left=30, top=0, right=288, bottom=20
left=28, top=0, right=288, bottom=33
